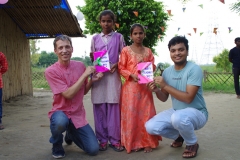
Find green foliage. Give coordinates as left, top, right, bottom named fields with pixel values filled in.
left=31, top=53, right=40, bottom=66
left=29, top=39, right=40, bottom=54
left=200, top=64, right=222, bottom=72
left=212, top=49, right=231, bottom=72
left=71, top=56, right=93, bottom=66
left=38, top=51, right=58, bottom=67
left=78, top=0, right=169, bottom=54
left=231, top=1, right=240, bottom=15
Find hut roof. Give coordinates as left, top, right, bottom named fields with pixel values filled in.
left=0, top=0, right=84, bottom=39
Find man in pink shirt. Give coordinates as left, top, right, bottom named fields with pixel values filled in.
left=45, top=35, right=101, bottom=159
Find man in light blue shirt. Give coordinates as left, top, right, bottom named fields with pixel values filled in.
left=145, top=36, right=208, bottom=158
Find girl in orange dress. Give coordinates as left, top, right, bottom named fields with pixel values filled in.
left=118, top=23, right=161, bottom=153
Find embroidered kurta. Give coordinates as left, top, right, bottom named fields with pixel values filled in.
left=118, top=46, right=161, bottom=153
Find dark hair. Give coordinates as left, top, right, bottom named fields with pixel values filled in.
left=130, top=23, right=145, bottom=35
left=235, top=37, right=240, bottom=42
left=98, top=10, right=116, bottom=22
left=168, top=36, right=189, bottom=51
left=53, top=35, right=72, bottom=49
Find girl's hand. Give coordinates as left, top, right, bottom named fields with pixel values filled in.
left=130, top=74, right=139, bottom=82
left=110, top=63, right=118, bottom=73
left=92, top=72, right=103, bottom=82
left=90, top=52, right=94, bottom=62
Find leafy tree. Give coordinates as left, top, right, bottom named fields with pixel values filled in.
left=71, top=56, right=93, bottom=66
left=154, top=62, right=171, bottom=76
left=78, top=0, right=169, bottom=54
left=231, top=1, right=240, bottom=15
left=29, top=39, right=40, bottom=54
left=178, top=0, right=191, bottom=3
left=71, top=57, right=84, bottom=61
left=31, top=54, right=40, bottom=66
left=38, top=51, right=58, bottom=67
left=213, top=49, right=231, bottom=72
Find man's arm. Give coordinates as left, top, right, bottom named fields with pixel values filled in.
left=62, top=66, right=95, bottom=99
left=229, top=50, right=233, bottom=63
left=161, top=84, right=199, bottom=104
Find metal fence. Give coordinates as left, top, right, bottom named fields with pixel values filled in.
left=32, top=71, right=49, bottom=89
left=203, top=70, right=234, bottom=86
left=32, top=70, right=235, bottom=89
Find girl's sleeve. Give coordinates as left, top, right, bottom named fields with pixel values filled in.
left=90, top=37, right=95, bottom=53
left=119, top=34, right=126, bottom=53
left=148, top=48, right=156, bottom=71
left=118, top=47, right=132, bottom=80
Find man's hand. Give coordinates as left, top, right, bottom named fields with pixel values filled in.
left=130, top=74, right=139, bottom=82
left=84, top=66, right=96, bottom=77
left=92, top=72, right=103, bottom=82
left=154, top=76, right=167, bottom=89
left=147, top=81, right=159, bottom=92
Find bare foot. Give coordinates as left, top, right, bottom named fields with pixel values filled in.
left=133, top=148, right=142, bottom=152
left=144, top=146, right=152, bottom=153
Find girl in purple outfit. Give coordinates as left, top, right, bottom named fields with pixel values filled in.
left=90, top=10, right=125, bottom=152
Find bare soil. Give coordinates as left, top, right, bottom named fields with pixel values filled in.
left=0, top=91, right=239, bottom=160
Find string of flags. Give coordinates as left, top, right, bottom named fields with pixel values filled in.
left=115, top=0, right=229, bottom=39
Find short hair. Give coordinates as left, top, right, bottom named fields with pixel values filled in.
left=130, top=23, right=145, bottom=35
left=235, top=37, right=240, bottom=42
left=168, top=36, right=189, bottom=51
left=53, top=35, right=72, bottom=49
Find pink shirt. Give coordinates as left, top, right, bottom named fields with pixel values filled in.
left=45, top=60, right=88, bottom=129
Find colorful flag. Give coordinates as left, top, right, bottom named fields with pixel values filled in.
left=133, top=11, right=138, bottom=17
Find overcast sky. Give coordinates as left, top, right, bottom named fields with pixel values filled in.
left=39, top=0, right=240, bottom=65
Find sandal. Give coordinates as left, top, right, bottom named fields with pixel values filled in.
left=0, top=124, right=4, bottom=130
left=99, top=142, right=108, bottom=151
left=182, top=143, right=199, bottom=158
left=171, top=135, right=184, bottom=148
left=109, top=143, right=124, bottom=152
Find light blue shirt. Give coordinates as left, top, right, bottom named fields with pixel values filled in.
left=163, top=61, right=208, bottom=120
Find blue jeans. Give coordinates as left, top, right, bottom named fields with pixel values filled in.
left=145, top=108, right=207, bottom=146
left=0, top=88, right=2, bottom=124
left=50, top=111, right=99, bottom=155
left=233, top=67, right=240, bottom=95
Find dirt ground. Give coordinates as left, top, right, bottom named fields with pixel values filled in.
left=0, top=90, right=240, bottom=160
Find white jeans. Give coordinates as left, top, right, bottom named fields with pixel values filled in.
left=145, top=108, right=207, bottom=145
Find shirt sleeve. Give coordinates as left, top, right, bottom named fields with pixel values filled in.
left=118, top=47, right=132, bottom=80
left=229, top=49, right=232, bottom=59
left=90, top=37, right=95, bottom=53
left=187, top=65, right=203, bottom=87
left=0, top=52, right=8, bottom=74
left=119, top=34, right=126, bottom=53
left=44, top=68, right=68, bottom=95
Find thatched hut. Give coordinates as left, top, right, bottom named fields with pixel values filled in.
left=0, top=0, right=84, bottom=100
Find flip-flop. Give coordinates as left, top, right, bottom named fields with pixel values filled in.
left=109, top=143, right=124, bottom=152
left=99, top=142, right=108, bottom=151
